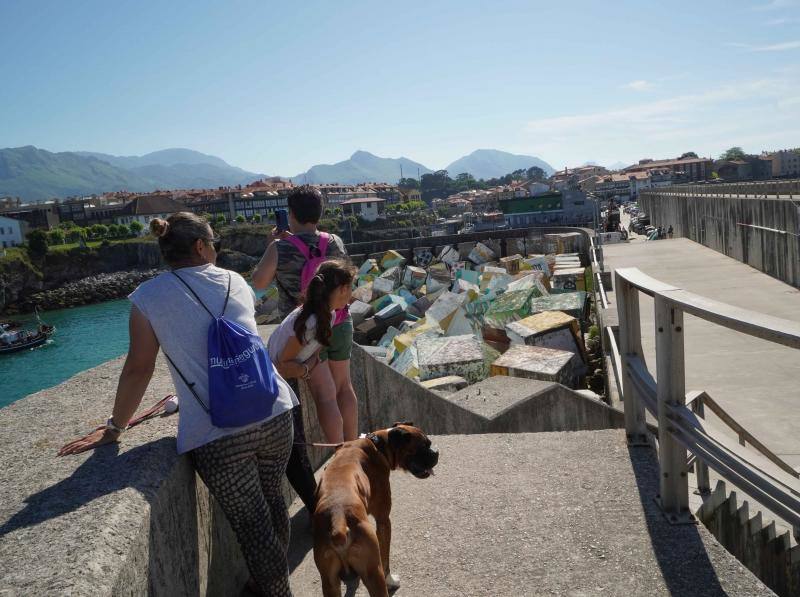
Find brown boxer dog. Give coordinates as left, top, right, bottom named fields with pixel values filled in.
left=312, top=422, right=439, bottom=597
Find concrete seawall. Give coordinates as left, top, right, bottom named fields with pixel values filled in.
left=639, top=190, right=800, bottom=287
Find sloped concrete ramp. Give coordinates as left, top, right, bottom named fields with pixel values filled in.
left=288, top=430, right=771, bottom=596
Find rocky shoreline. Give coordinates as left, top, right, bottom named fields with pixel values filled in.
left=5, top=269, right=162, bottom=315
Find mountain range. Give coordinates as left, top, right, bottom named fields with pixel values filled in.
left=0, top=146, right=555, bottom=202
left=0, top=147, right=267, bottom=202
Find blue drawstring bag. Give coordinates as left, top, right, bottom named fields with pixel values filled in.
left=165, top=272, right=278, bottom=428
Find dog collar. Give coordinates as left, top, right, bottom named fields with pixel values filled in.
left=366, top=432, right=391, bottom=465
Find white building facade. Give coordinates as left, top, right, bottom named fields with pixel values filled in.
left=0, top=216, right=28, bottom=248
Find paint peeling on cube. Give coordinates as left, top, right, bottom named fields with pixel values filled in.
left=417, top=334, right=488, bottom=384
left=490, top=344, right=577, bottom=387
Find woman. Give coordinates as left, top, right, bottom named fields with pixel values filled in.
left=59, top=212, right=296, bottom=597
left=266, top=260, right=355, bottom=443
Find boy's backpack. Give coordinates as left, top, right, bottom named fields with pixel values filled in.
left=284, top=233, right=349, bottom=325
left=165, top=271, right=279, bottom=428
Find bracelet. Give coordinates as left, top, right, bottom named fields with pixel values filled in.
left=106, top=416, right=127, bottom=435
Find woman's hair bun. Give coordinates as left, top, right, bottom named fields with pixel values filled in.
left=150, top=218, right=169, bottom=238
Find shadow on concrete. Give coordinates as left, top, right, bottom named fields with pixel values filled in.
left=627, top=445, right=727, bottom=597
left=0, top=438, right=175, bottom=540
left=287, top=507, right=314, bottom=573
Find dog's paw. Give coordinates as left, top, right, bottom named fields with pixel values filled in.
left=386, top=573, right=401, bottom=590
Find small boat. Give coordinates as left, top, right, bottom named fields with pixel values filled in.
left=0, top=310, right=55, bottom=355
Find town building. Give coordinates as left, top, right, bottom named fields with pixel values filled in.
left=115, top=194, right=187, bottom=231
left=57, top=196, right=127, bottom=226
left=763, top=149, right=800, bottom=178
left=340, top=198, right=386, bottom=222
left=624, top=156, right=712, bottom=182
left=499, top=189, right=593, bottom=227
left=0, top=201, right=60, bottom=229
left=399, top=187, right=422, bottom=203
left=0, top=215, right=28, bottom=248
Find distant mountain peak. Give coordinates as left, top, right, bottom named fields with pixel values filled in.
left=445, top=149, right=555, bottom=180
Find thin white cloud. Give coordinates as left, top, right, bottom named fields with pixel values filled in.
left=764, top=16, right=799, bottom=24
left=753, top=0, right=797, bottom=11
left=522, top=76, right=799, bottom=166
left=622, top=80, right=654, bottom=91
left=750, top=40, right=800, bottom=51
left=726, top=40, right=800, bottom=52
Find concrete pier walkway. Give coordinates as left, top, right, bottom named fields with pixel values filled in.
left=603, top=237, right=800, bottom=468
left=287, top=430, right=771, bottom=596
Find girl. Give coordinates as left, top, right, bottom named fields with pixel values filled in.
left=267, top=259, right=356, bottom=444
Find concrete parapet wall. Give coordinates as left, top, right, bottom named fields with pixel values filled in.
left=697, top=481, right=800, bottom=596
left=0, top=325, right=622, bottom=595
left=639, top=190, right=800, bottom=287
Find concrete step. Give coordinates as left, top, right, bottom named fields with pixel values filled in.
left=288, top=430, right=772, bottom=596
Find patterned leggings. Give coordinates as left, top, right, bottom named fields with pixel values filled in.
left=191, top=410, right=294, bottom=597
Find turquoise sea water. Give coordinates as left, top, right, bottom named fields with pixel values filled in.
left=1, top=284, right=267, bottom=409
left=1, top=299, right=132, bottom=408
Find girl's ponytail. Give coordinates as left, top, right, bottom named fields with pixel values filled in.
left=294, top=259, right=355, bottom=347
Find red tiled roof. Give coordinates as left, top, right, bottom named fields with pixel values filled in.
left=120, top=195, right=186, bottom=215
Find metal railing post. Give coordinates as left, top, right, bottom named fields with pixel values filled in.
left=691, top=396, right=711, bottom=495
left=654, top=295, right=694, bottom=523
left=615, top=271, right=648, bottom=446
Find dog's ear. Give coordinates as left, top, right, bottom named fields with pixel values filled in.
left=388, top=426, right=412, bottom=450
left=392, top=421, right=414, bottom=427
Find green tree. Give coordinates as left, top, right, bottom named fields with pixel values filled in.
left=398, top=177, right=420, bottom=189
left=47, top=228, right=65, bottom=245
left=235, top=214, right=245, bottom=223
left=214, top=214, right=226, bottom=227
left=66, top=227, right=87, bottom=243
left=720, top=147, right=746, bottom=161
left=129, top=221, right=144, bottom=236
left=201, top=212, right=213, bottom=222
left=58, top=220, right=77, bottom=230
left=106, top=223, right=121, bottom=237
left=90, top=224, right=108, bottom=239
left=526, top=166, right=546, bottom=181
left=27, top=229, right=49, bottom=256
left=679, top=151, right=699, bottom=159
left=252, top=213, right=262, bottom=223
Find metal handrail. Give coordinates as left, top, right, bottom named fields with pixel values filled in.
left=614, top=267, right=800, bottom=532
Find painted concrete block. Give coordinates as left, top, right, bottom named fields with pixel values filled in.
left=454, top=278, right=480, bottom=295
left=358, top=259, right=380, bottom=277
left=504, top=311, right=587, bottom=375
left=468, top=241, right=497, bottom=265
left=376, top=302, right=404, bottom=320
left=373, top=276, right=396, bottom=296
left=551, top=267, right=587, bottom=292
left=455, top=268, right=480, bottom=285
left=500, top=254, right=523, bottom=275
left=417, top=334, right=487, bottom=383
left=483, top=288, right=536, bottom=328
left=407, top=295, right=433, bottom=318
left=413, top=247, right=434, bottom=268
left=370, top=294, right=393, bottom=312
left=393, top=321, right=441, bottom=354
left=438, top=245, right=460, bottom=267
left=457, top=242, right=476, bottom=260
left=390, top=344, right=419, bottom=378
left=381, top=250, right=406, bottom=270
left=524, top=255, right=550, bottom=277
left=378, top=326, right=402, bottom=348
left=420, top=375, right=469, bottom=394
left=402, top=266, right=427, bottom=289
left=506, top=273, right=548, bottom=295
left=349, top=300, right=374, bottom=327
left=490, top=344, right=576, bottom=387
left=352, top=282, right=374, bottom=304
left=425, top=291, right=467, bottom=329
left=528, top=292, right=589, bottom=322
left=397, top=287, right=418, bottom=306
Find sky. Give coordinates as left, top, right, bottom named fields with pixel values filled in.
left=1, top=0, right=799, bottom=175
